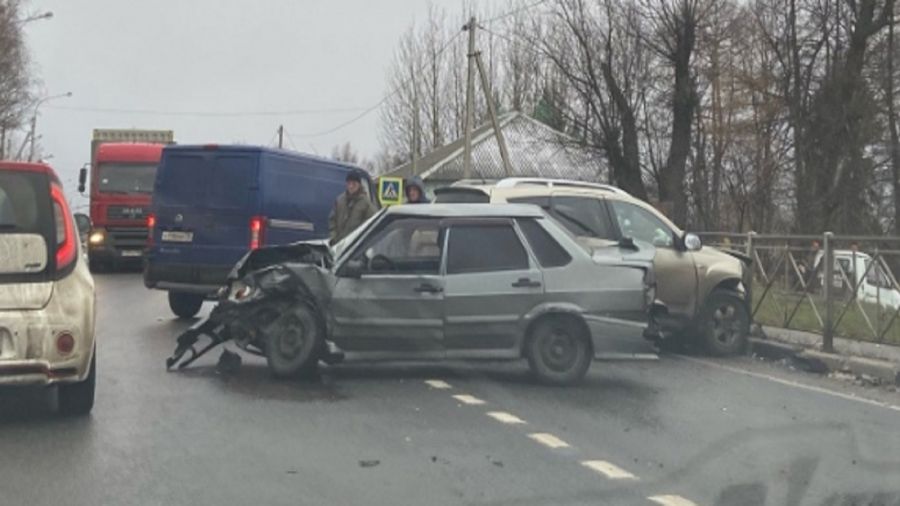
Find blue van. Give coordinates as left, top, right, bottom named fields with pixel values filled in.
left=143, top=145, right=375, bottom=318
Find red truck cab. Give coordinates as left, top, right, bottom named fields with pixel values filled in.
left=79, top=143, right=163, bottom=270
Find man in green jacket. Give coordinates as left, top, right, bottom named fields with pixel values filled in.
left=329, top=171, right=376, bottom=244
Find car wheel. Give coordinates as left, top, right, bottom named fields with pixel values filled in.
left=58, top=351, right=96, bottom=416
left=264, top=302, right=323, bottom=379
left=698, top=290, right=750, bottom=356
left=526, top=316, right=592, bottom=386
left=168, top=291, right=204, bottom=319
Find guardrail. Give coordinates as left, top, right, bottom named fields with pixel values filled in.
left=697, top=232, right=900, bottom=352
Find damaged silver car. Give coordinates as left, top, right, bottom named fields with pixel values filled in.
left=167, top=204, right=659, bottom=385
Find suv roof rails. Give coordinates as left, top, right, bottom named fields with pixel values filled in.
left=492, top=177, right=631, bottom=196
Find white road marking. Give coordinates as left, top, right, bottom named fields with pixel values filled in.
left=594, top=352, right=660, bottom=361
left=486, top=411, right=526, bottom=424
left=528, top=433, right=570, bottom=449
left=424, top=379, right=452, bottom=389
left=680, top=355, right=900, bottom=413
left=580, top=460, right=638, bottom=480
left=648, top=494, right=699, bottom=506
left=452, top=394, right=486, bottom=405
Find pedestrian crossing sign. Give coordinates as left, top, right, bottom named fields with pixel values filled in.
left=378, top=177, right=404, bottom=206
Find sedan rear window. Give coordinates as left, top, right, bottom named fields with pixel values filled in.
left=447, top=223, right=529, bottom=274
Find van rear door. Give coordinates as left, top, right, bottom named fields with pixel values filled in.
left=153, top=149, right=260, bottom=266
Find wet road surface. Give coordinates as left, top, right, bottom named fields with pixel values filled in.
left=2, top=273, right=900, bottom=506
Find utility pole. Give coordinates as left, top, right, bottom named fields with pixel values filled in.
left=475, top=51, right=512, bottom=177
left=412, top=89, right=420, bottom=175
left=463, top=16, right=476, bottom=180
left=27, top=91, right=72, bottom=161
left=277, top=125, right=284, bottom=149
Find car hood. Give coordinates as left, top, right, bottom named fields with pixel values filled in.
left=575, top=236, right=656, bottom=267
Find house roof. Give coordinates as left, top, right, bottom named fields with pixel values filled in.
left=386, top=112, right=605, bottom=183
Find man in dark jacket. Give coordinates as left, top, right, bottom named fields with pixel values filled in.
left=404, top=176, right=429, bottom=204
left=329, top=172, right=377, bottom=244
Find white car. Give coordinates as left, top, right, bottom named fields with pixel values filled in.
left=0, top=161, right=97, bottom=415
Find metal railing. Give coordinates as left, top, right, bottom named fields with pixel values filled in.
left=697, top=231, right=900, bottom=351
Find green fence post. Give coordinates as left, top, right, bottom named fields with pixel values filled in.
left=823, top=231, right=834, bottom=352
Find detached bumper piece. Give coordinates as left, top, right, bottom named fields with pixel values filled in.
left=165, top=317, right=229, bottom=371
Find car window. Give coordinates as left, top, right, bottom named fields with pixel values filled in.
left=608, top=200, right=675, bottom=248
left=350, top=217, right=442, bottom=274
left=517, top=218, right=571, bottom=268
left=510, top=195, right=616, bottom=240
left=447, top=223, right=529, bottom=274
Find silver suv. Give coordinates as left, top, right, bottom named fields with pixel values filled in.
left=435, top=178, right=752, bottom=355
left=168, top=204, right=656, bottom=385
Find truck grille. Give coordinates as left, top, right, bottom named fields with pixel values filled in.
left=107, top=206, right=148, bottom=221
left=108, top=227, right=148, bottom=248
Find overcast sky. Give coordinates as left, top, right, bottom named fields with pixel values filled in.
left=23, top=0, right=500, bottom=194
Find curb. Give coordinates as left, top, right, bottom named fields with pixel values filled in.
left=750, top=337, right=900, bottom=386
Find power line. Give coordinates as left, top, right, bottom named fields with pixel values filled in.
left=290, top=29, right=464, bottom=138
left=481, top=0, right=550, bottom=25
left=44, top=104, right=370, bottom=118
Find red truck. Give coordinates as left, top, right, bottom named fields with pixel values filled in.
left=77, top=129, right=174, bottom=271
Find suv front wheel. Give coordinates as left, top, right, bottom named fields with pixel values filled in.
left=697, top=290, right=750, bottom=356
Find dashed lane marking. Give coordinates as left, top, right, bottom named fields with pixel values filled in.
left=486, top=411, right=526, bottom=424
left=648, top=495, right=699, bottom=506
left=424, top=379, right=452, bottom=389
left=452, top=394, right=486, bottom=405
left=594, top=352, right=660, bottom=361
left=680, top=355, right=900, bottom=413
left=528, top=433, right=570, bottom=449
left=580, top=460, right=638, bottom=480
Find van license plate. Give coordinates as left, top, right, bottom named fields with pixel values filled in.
left=162, top=231, right=193, bottom=243
left=120, top=250, right=143, bottom=257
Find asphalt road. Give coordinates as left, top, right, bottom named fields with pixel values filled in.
left=3, top=273, right=900, bottom=506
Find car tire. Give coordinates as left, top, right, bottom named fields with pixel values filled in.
left=698, top=290, right=750, bottom=356
left=526, top=316, right=592, bottom=386
left=264, top=302, right=323, bottom=379
left=58, top=351, right=96, bottom=416
left=168, top=291, right=204, bottom=319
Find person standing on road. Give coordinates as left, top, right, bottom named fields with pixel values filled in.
left=329, top=171, right=376, bottom=245
left=404, top=176, right=429, bottom=204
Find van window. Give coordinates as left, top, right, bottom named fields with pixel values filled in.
left=210, top=155, right=256, bottom=209
left=160, top=154, right=207, bottom=203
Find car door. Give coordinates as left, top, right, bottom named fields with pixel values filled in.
left=330, top=216, right=445, bottom=354
left=606, top=199, right=699, bottom=318
left=442, top=219, right=543, bottom=357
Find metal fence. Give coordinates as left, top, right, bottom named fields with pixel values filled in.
left=697, top=232, right=900, bottom=352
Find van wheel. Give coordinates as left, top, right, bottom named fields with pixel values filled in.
left=59, top=352, right=96, bottom=416
left=526, top=316, right=592, bottom=386
left=169, top=291, right=204, bottom=319
left=264, top=302, right=323, bottom=379
left=698, top=290, right=750, bottom=356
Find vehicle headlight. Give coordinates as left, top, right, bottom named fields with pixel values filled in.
left=89, top=230, right=106, bottom=245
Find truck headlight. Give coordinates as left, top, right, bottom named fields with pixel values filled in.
left=89, top=230, right=106, bottom=245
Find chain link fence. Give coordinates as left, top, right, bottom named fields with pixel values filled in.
left=697, top=232, right=900, bottom=351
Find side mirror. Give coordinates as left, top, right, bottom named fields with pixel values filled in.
left=77, top=167, right=87, bottom=194
left=74, top=213, right=92, bottom=236
left=340, top=259, right=365, bottom=279
left=684, top=233, right=702, bottom=252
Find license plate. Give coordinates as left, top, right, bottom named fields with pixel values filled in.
left=162, top=231, right=193, bottom=243
left=120, top=250, right=143, bottom=257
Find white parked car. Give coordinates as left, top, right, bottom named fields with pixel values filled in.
left=0, top=161, right=97, bottom=415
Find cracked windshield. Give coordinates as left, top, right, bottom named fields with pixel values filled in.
left=4, top=0, right=900, bottom=505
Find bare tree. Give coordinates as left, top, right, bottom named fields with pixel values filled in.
left=331, top=142, right=360, bottom=164
left=0, top=0, right=33, bottom=159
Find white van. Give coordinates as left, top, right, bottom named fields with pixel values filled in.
left=829, top=250, right=900, bottom=310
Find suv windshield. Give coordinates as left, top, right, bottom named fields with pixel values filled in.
left=97, top=162, right=157, bottom=194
